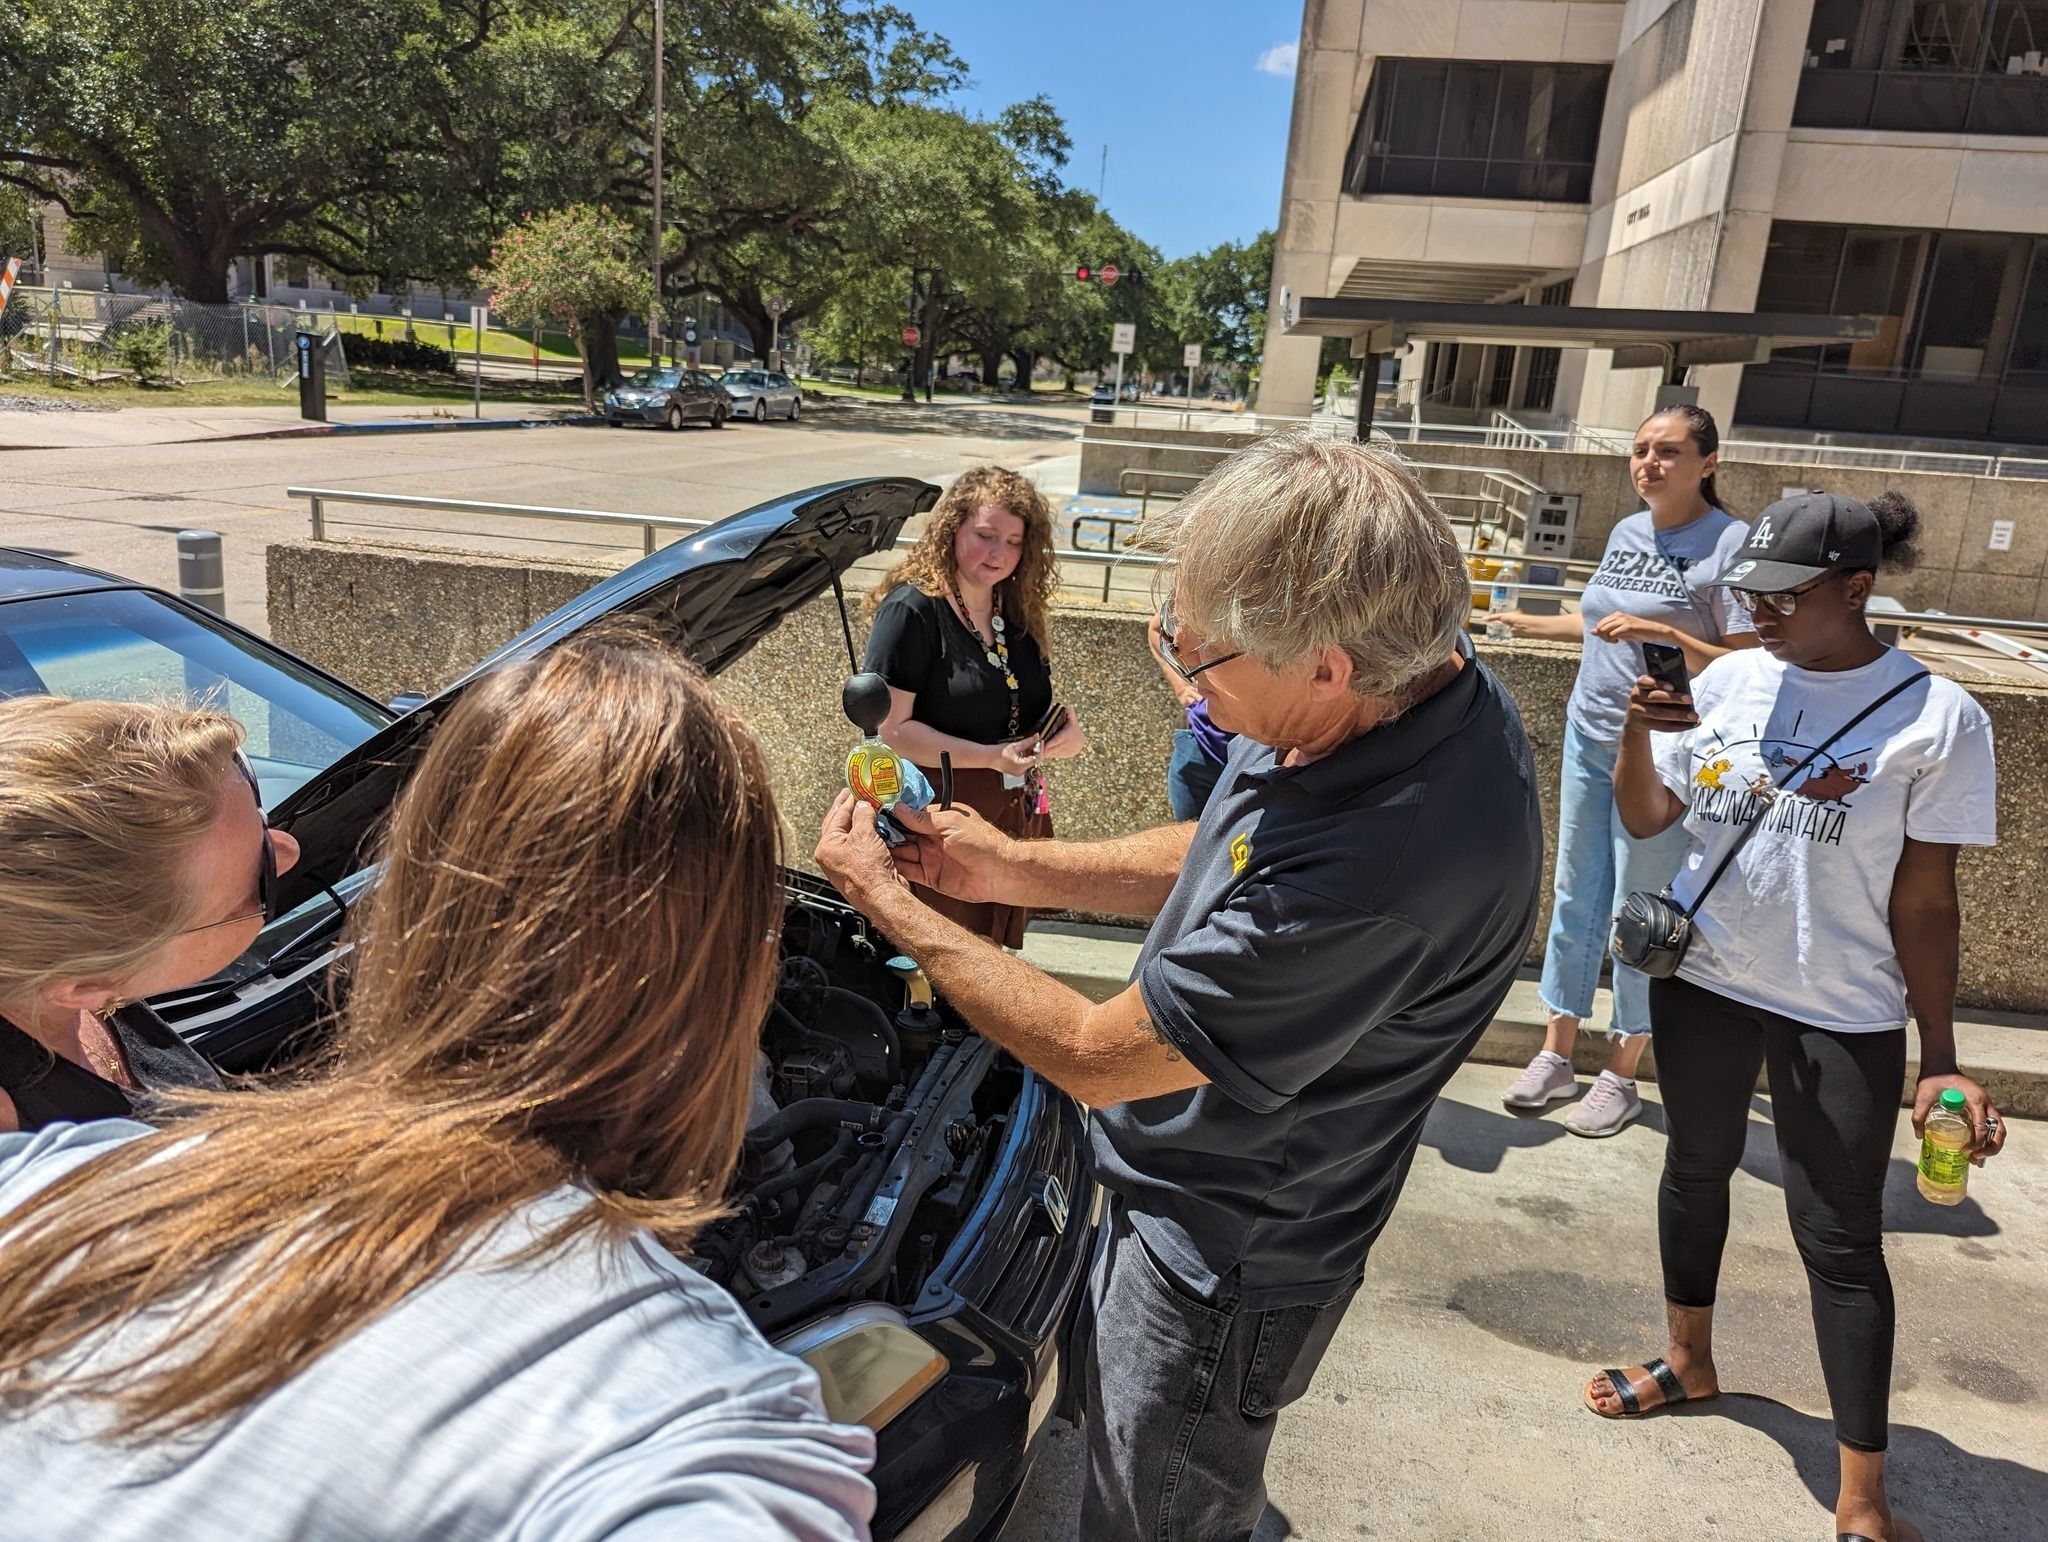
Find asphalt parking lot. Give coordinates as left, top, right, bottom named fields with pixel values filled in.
left=0, top=396, right=1086, bottom=633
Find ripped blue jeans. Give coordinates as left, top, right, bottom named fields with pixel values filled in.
left=1538, top=720, right=1694, bottom=1040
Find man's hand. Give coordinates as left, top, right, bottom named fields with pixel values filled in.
left=884, top=801, right=1011, bottom=903
left=815, top=791, right=910, bottom=911
left=1913, top=1071, right=2008, bottom=1165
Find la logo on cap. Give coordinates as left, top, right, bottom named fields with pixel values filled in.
left=1750, top=516, right=1774, bottom=547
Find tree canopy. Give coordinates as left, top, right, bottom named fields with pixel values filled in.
left=0, top=0, right=1281, bottom=397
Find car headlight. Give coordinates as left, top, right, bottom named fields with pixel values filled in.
left=774, top=1304, right=947, bottom=1430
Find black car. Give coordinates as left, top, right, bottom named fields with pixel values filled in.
left=603, top=365, right=731, bottom=429
left=0, top=482, right=1100, bottom=1540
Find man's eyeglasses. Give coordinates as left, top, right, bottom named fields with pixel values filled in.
left=180, top=753, right=277, bottom=935
left=1156, top=610, right=1244, bottom=686
left=1731, top=575, right=1831, bottom=618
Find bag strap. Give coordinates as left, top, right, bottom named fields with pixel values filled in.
left=1680, top=666, right=1931, bottom=921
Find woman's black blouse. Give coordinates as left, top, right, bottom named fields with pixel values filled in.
left=864, top=585, right=1053, bottom=747
left=0, top=1003, right=223, bottom=1130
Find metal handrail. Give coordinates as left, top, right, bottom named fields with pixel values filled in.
left=291, top=486, right=712, bottom=554
left=288, top=485, right=1169, bottom=605
left=288, top=486, right=2048, bottom=639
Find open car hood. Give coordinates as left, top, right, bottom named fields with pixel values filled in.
left=268, top=475, right=935, bottom=912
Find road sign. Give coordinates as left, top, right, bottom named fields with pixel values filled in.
left=1101, top=263, right=1120, bottom=286
left=768, top=297, right=786, bottom=316
left=1183, top=343, right=1201, bottom=367
left=902, top=324, right=921, bottom=347
left=1111, top=322, right=1135, bottom=353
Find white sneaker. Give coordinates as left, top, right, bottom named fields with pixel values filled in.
left=1502, top=1051, right=1577, bottom=1109
left=1564, top=1072, right=1643, bottom=1138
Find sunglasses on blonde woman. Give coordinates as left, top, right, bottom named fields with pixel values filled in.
left=177, top=753, right=278, bottom=935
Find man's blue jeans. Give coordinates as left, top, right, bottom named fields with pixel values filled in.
left=1081, top=1201, right=1358, bottom=1540
left=1538, top=720, right=1693, bottom=1040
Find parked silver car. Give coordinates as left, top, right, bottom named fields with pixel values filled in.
left=719, top=368, right=803, bottom=422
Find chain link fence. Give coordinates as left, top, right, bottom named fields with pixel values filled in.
left=0, top=287, right=350, bottom=388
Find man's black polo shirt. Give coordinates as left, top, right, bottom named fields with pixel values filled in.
left=1091, top=649, right=1543, bottom=1309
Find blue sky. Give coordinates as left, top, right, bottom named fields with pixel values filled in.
left=904, top=1, right=1300, bottom=258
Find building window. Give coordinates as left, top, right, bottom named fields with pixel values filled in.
left=1795, top=1, right=2048, bottom=134
left=1344, top=59, right=1608, bottom=203
left=1741, top=220, right=2047, bottom=442
left=2009, top=239, right=2048, bottom=385
left=1523, top=348, right=1563, bottom=410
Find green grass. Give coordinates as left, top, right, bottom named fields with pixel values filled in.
left=326, top=312, right=651, bottom=367
left=0, top=368, right=583, bottom=410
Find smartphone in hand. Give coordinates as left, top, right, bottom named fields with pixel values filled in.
left=1640, top=641, right=1691, bottom=698
left=1032, top=702, right=1069, bottom=750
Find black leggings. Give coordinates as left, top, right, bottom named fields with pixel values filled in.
left=1650, top=975, right=1906, bottom=1454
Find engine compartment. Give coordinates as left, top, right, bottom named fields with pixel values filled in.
left=692, top=876, right=1021, bottom=1335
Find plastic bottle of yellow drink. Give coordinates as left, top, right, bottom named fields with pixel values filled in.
left=1917, top=1087, right=1972, bottom=1206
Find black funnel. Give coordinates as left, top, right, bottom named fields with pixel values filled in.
left=842, top=672, right=893, bottom=734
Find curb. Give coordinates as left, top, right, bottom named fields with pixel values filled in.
left=1017, top=929, right=2048, bottom=1121
left=208, top=415, right=599, bottom=443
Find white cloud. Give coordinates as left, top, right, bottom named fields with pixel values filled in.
left=1256, top=41, right=1298, bottom=78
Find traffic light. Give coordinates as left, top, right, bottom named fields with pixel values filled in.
left=1126, top=266, right=1144, bottom=287
left=1075, top=263, right=1092, bottom=283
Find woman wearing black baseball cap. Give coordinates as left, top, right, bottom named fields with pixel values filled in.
left=1584, top=490, right=2008, bottom=1542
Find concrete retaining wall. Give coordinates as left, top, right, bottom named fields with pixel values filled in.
left=268, top=538, right=2048, bottom=1014
left=1076, top=429, right=2048, bottom=623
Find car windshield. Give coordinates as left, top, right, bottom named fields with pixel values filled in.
left=0, top=588, right=387, bottom=809
left=625, top=368, right=682, bottom=388
left=725, top=371, right=769, bottom=386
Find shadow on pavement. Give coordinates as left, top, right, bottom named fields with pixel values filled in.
left=1671, top=1393, right=2048, bottom=1529
left=804, top=401, right=1082, bottom=443
left=1443, top=1086, right=2003, bottom=1237
left=1421, top=1096, right=1570, bottom=1174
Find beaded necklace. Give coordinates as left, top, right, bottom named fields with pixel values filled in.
left=950, top=586, right=1020, bottom=739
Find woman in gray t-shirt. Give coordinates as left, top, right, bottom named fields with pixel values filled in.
left=1486, top=406, right=1758, bottom=1135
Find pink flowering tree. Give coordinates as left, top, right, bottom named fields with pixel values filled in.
left=477, top=207, right=656, bottom=407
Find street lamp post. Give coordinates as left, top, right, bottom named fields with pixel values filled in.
left=649, top=0, right=665, bottom=365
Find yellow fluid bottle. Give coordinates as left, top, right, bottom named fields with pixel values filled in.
left=1917, top=1087, right=1972, bottom=1206
left=846, top=736, right=903, bottom=810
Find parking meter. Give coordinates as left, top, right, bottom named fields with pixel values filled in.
left=294, top=331, right=327, bottom=422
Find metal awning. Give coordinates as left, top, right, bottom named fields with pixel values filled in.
left=1282, top=294, right=1880, bottom=371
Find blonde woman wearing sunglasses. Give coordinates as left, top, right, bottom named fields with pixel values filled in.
left=0, top=697, right=298, bottom=1132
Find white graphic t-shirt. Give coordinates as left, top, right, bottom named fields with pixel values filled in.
left=1652, top=646, right=1997, bottom=1033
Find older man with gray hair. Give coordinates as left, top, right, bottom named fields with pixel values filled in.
left=816, top=431, right=1543, bottom=1539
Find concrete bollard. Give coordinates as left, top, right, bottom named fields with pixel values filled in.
left=177, top=530, right=226, bottom=614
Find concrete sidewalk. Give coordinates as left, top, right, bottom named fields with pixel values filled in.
left=0, top=400, right=590, bottom=451
left=1018, top=923, right=2048, bottom=1118
left=999, top=1058, right=2048, bottom=1540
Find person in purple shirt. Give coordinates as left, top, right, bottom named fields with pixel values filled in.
left=1149, top=611, right=1234, bottom=820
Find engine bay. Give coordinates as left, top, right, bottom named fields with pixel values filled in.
left=692, top=875, right=1021, bottom=1335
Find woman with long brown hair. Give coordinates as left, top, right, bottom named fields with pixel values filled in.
left=0, top=624, right=875, bottom=1539
left=863, top=465, right=1088, bottom=946
left=0, top=697, right=301, bottom=1132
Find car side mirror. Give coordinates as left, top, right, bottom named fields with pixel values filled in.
left=387, top=691, right=428, bottom=714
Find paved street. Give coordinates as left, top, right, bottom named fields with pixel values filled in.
left=1003, top=1059, right=2048, bottom=1541
left=0, top=397, right=1088, bottom=632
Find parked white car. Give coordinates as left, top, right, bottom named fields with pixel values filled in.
left=719, top=368, right=803, bottom=422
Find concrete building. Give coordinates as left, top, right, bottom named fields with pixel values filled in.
left=1261, top=0, right=2048, bottom=447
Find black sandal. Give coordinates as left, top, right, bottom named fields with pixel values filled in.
left=1583, top=1355, right=1690, bottom=1419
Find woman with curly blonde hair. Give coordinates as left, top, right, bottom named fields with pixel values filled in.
left=863, top=465, right=1088, bottom=945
